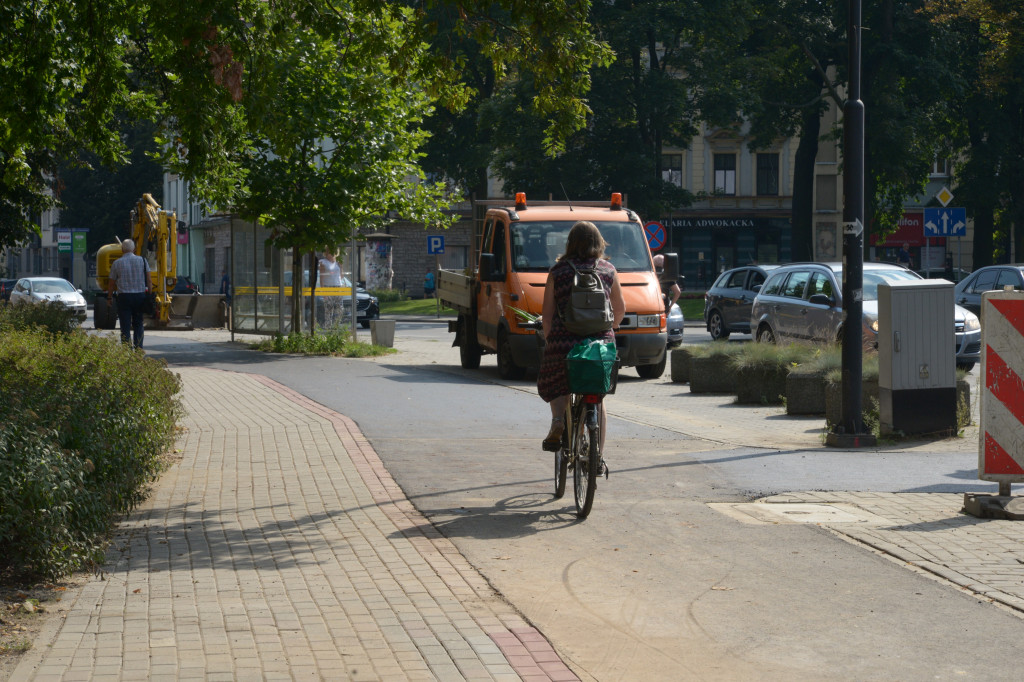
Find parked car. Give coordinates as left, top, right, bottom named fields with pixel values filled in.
left=9, top=277, right=88, bottom=322
left=750, top=262, right=981, bottom=370
left=172, top=275, right=200, bottom=295
left=667, top=303, right=684, bottom=348
left=703, top=265, right=779, bottom=340
left=0, top=278, right=17, bottom=302
left=954, top=264, right=1024, bottom=316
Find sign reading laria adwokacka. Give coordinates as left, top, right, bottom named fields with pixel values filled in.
left=664, top=217, right=786, bottom=229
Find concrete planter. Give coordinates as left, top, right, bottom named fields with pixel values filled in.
left=786, top=371, right=828, bottom=415
left=689, top=355, right=737, bottom=394
left=825, top=377, right=879, bottom=428
left=735, top=365, right=789, bottom=404
left=370, top=319, right=396, bottom=347
left=671, top=348, right=693, bottom=383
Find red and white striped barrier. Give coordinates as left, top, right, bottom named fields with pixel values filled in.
left=979, top=291, right=1024, bottom=481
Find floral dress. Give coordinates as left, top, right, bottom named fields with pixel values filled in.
left=537, top=257, right=617, bottom=403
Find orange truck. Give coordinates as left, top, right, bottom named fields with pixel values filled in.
left=439, top=193, right=678, bottom=379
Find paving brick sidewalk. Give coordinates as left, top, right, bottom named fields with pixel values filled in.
left=13, top=368, right=579, bottom=681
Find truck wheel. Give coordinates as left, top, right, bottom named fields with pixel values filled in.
left=636, top=352, right=667, bottom=379
left=459, top=318, right=482, bottom=369
left=94, top=296, right=118, bottom=330
left=497, top=329, right=526, bottom=379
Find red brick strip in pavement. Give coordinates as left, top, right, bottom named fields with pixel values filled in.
left=250, top=373, right=579, bottom=681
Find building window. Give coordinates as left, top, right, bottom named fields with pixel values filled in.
left=816, top=175, right=837, bottom=211
left=714, top=154, right=736, bottom=195
left=439, top=246, right=468, bottom=271
left=662, top=153, right=683, bottom=187
left=756, top=153, right=779, bottom=196
left=930, top=158, right=950, bottom=177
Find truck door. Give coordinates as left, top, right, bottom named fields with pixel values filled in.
left=477, top=216, right=508, bottom=349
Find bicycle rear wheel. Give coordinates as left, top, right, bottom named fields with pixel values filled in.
left=573, top=402, right=599, bottom=518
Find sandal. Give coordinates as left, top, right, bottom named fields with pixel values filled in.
left=542, top=417, right=565, bottom=452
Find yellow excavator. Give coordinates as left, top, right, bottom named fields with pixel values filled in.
left=94, top=193, right=191, bottom=330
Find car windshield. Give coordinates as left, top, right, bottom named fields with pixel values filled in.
left=33, top=279, right=76, bottom=294
left=834, top=268, right=921, bottom=301
left=510, top=220, right=652, bottom=273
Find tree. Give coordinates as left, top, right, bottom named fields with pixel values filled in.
left=926, top=0, right=1024, bottom=265
left=55, top=119, right=164, bottom=254
left=1, top=0, right=613, bottom=251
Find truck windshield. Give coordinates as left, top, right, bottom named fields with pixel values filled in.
left=510, top=220, right=652, bottom=273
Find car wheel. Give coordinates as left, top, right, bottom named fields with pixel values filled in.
left=360, top=319, right=370, bottom=329
left=708, top=310, right=730, bottom=341
left=957, top=362, right=975, bottom=373
left=756, top=324, right=776, bottom=344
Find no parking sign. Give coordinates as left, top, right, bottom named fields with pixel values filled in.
left=643, top=222, right=666, bottom=252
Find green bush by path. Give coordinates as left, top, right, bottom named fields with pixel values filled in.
left=250, top=330, right=398, bottom=356
left=0, top=330, right=182, bottom=579
left=0, top=300, right=82, bottom=335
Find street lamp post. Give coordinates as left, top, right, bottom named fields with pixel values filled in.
left=827, top=0, right=876, bottom=448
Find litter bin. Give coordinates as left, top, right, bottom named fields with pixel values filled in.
left=370, top=319, right=395, bottom=347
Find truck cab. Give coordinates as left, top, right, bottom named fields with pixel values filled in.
left=443, top=193, right=674, bottom=379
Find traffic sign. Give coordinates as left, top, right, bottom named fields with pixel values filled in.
left=427, top=235, right=445, bottom=254
left=923, top=207, right=966, bottom=237
left=643, top=222, right=666, bottom=252
left=56, top=230, right=72, bottom=253
left=936, top=186, right=954, bottom=207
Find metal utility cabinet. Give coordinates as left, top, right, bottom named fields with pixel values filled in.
left=878, top=280, right=956, bottom=435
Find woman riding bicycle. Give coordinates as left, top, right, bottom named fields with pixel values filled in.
left=538, top=220, right=626, bottom=451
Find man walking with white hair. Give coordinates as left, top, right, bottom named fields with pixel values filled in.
left=106, top=239, right=151, bottom=348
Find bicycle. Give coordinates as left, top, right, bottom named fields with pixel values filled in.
left=519, top=317, right=613, bottom=519
left=554, top=388, right=608, bottom=519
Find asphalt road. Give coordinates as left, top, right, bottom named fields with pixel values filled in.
left=136, top=322, right=1019, bottom=681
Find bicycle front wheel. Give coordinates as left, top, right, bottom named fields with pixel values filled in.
left=573, top=404, right=599, bottom=518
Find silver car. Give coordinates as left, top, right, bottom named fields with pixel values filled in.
left=750, top=262, right=981, bottom=370
left=10, top=277, right=88, bottom=322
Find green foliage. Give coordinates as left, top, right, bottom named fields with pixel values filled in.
left=688, top=340, right=744, bottom=360
left=0, top=423, right=106, bottom=580
left=788, top=345, right=843, bottom=376
left=730, top=342, right=813, bottom=371
left=825, top=353, right=880, bottom=385
left=0, top=301, right=82, bottom=335
left=0, top=330, right=182, bottom=578
left=250, top=330, right=397, bottom=357
left=368, top=289, right=407, bottom=304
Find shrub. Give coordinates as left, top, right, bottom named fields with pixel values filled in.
left=0, top=301, right=81, bottom=335
left=0, top=423, right=107, bottom=579
left=730, top=342, right=813, bottom=371
left=688, top=340, right=744, bottom=360
left=0, top=329, right=182, bottom=578
left=825, top=352, right=879, bottom=385
left=250, top=330, right=397, bottom=356
left=368, top=289, right=407, bottom=303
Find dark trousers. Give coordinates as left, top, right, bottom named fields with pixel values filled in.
left=116, top=292, right=147, bottom=348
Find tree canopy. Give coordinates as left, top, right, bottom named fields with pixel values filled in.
left=1, top=0, right=612, bottom=250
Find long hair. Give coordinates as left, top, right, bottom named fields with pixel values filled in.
left=558, top=221, right=606, bottom=262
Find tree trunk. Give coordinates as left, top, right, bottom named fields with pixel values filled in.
left=973, top=206, right=994, bottom=268
left=291, top=248, right=303, bottom=334
left=791, top=105, right=821, bottom=261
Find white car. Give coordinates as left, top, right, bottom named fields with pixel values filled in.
left=10, top=277, right=88, bottom=322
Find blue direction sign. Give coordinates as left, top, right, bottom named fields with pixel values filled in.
left=923, top=207, right=966, bottom=237
left=427, top=235, right=445, bottom=254
left=643, top=221, right=666, bottom=252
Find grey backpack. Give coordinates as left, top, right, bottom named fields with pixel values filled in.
left=560, top=261, right=614, bottom=336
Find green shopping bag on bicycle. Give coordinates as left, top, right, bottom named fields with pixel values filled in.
left=566, top=339, right=618, bottom=394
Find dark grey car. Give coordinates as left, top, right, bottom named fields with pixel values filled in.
left=954, top=265, right=1024, bottom=316
left=702, top=265, right=779, bottom=340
